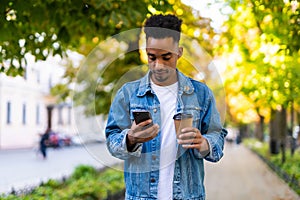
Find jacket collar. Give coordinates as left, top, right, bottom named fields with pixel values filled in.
left=137, top=69, right=194, bottom=97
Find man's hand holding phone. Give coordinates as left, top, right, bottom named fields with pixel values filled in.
left=126, top=111, right=159, bottom=151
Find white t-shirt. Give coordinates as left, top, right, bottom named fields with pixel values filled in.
left=151, top=81, right=178, bottom=200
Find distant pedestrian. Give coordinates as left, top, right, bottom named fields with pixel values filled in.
left=39, top=128, right=50, bottom=159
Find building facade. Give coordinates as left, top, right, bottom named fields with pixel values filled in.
left=0, top=55, right=76, bottom=149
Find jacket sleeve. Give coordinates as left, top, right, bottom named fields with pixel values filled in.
left=105, top=88, right=143, bottom=160
left=195, top=89, right=227, bottom=162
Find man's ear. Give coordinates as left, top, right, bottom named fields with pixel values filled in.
left=178, top=47, right=183, bottom=58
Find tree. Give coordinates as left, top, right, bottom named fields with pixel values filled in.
left=218, top=0, right=300, bottom=160
left=1, top=1, right=219, bottom=116
left=1, top=0, right=173, bottom=76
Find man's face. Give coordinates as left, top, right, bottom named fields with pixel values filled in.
left=146, top=37, right=183, bottom=86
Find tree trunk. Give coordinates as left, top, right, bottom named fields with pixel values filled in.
left=290, top=101, right=296, bottom=156
left=279, top=107, right=287, bottom=164
left=290, top=100, right=294, bottom=131
left=270, top=109, right=280, bottom=154
left=255, top=115, right=265, bottom=141
left=269, top=108, right=287, bottom=163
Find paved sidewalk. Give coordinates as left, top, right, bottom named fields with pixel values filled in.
left=0, top=143, right=121, bottom=195
left=205, top=143, right=300, bottom=200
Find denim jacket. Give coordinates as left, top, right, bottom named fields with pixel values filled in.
left=106, top=70, right=227, bottom=200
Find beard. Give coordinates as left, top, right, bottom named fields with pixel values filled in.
left=150, top=69, right=170, bottom=83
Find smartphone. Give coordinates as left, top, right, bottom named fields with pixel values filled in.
left=132, top=111, right=153, bottom=127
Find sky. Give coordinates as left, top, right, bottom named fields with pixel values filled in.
left=182, top=0, right=234, bottom=75
left=182, top=0, right=233, bottom=30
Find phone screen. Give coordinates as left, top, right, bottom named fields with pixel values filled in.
left=133, top=111, right=152, bottom=124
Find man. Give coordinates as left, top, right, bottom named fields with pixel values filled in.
left=106, top=14, right=227, bottom=200
left=39, top=128, right=50, bottom=159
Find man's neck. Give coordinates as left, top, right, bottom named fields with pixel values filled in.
left=150, top=73, right=178, bottom=86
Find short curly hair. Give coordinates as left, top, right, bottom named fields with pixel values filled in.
left=144, top=14, right=182, bottom=43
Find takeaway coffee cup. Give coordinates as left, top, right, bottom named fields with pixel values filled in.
left=173, top=113, right=193, bottom=138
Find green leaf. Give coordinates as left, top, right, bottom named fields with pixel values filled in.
left=57, top=26, right=70, bottom=44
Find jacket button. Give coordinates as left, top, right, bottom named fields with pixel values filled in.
left=150, top=178, right=156, bottom=183
left=152, top=155, right=156, bottom=160
left=184, top=86, right=190, bottom=91
left=153, top=108, right=157, bottom=113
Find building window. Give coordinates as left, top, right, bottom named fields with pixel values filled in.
left=22, top=103, right=26, bottom=125
left=58, top=106, right=63, bottom=125
left=7, top=102, right=11, bottom=124
left=36, top=105, right=40, bottom=125
left=68, top=106, right=71, bottom=125
left=23, top=65, right=28, bottom=80
left=48, top=75, right=52, bottom=90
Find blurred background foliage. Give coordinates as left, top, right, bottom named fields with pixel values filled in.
left=217, top=0, right=300, bottom=161
left=0, top=0, right=216, bottom=114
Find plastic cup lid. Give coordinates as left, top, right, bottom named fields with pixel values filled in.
left=173, top=113, right=193, bottom=120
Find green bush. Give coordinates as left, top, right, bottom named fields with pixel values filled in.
left=69, top=165, right=98, bottom=180
left=0, top=165, right=125, bottom=200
